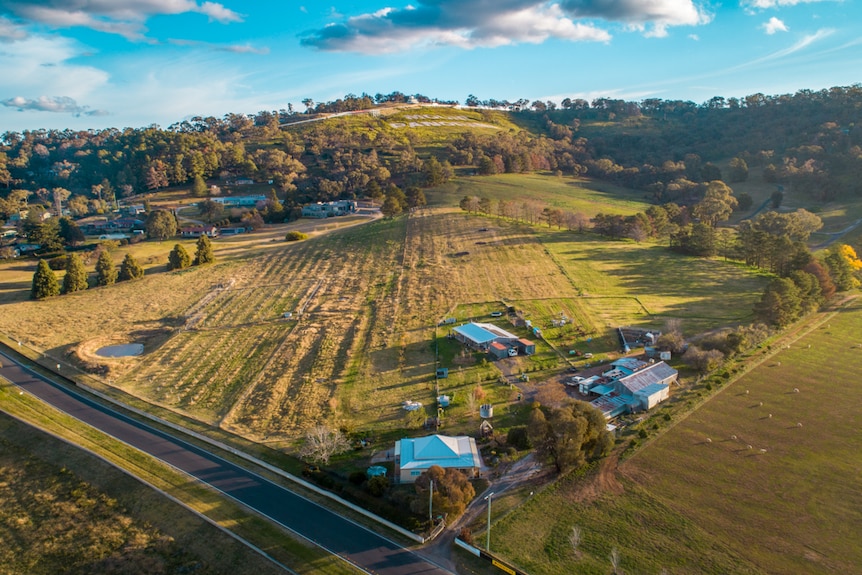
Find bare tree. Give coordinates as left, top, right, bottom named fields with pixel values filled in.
left=299, top=425, right=351, bottom=464
left=569, top=525, right=582, bottom=557
left=465, top=390, right=478, bottom=416
left=610, top=547, right=622, bottom=575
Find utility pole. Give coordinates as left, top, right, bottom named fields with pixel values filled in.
left=429, top=479, right=434, bottom=524
left=485, top=491, right=495, bottom=551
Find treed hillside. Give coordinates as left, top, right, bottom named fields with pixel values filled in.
left=1, top=85, right=861, bottom=222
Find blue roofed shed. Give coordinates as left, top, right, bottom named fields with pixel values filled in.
left=453, top=323, right=498, bottom=348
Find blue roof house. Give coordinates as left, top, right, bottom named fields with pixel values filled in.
left=394, top=434, right=482, bottom=483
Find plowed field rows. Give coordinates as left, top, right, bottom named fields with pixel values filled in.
left=121, top=323, right=291, bottom=423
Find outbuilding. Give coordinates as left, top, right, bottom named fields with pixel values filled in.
left=488, top=342, right=509, bottom=360
left=517, top=338, right=536, bottom=355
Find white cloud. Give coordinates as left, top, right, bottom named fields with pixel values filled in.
left=198, top=1, right=242, bottom=23
left=743, top=0, right=830, bottom=8
left=2, top=95, right=108, bottom=116
left=0, top=15, right=27, bottom=40
left=720, top=28, right=833, bottom=72
left=302, top=1, right=614, bottom=53
left=561, top=0, right=712, bottom=38
left=168, top=38, right=270, bottom=54
left=0, top=0, right=243, bottom=40
left=762, top=16, right=788, bottom=34
left=302, top=0, right=713, bottom=52
left=0, top=34, right=109, bottom=97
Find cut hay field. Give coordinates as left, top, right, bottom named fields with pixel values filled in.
left=620, top=297, right=862, bottom=574
left=489, top=298, right=862, bottom=575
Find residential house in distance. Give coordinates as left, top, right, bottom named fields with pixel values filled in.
left=394, top=434, right=482, bottom=483
left=179, top=225, right=219, bottom=238
left=209, top=195, right=267, bottom=208
left=218, top=225, right=249, bottom=235
left=301, top=200, right=358, bottom=219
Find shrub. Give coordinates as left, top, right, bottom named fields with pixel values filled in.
left=47, top=254, right=68, bottom=270
left=349, top=471, right=367, bottom=485
left=459, top=528, right=474, bottom=545
left=506, top=426, right=531, bottom=450
left=367, top=475, right=389, bottom=497
left=285, top=231, right=308, bottom=242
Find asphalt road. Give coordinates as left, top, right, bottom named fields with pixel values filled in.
left=0, top=350, right=453, bottom=575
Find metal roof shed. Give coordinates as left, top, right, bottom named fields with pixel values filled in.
left=453, top=323, right=498, bottom=347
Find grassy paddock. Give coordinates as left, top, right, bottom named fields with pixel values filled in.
left=541, top=233, right=769, bottom=335
left=620, top=297, right=862, bottom=574
left=1, top=205, right=768, bottom=444
left=428, top=172, right=649, bottom=214
left=489, top=298, right=862, bottom=574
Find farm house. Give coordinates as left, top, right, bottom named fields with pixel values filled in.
left=394, top=434, right=482, bottom=483
left=589, top=361, right=678, bottom=418
left=451, top=322, right=520, bottom=351
left=180, top=225, right=219, bottom=238
left=301, top=200, right=357, bottom=218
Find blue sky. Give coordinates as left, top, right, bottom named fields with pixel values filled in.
left=1, top=0, right=860, bottom=131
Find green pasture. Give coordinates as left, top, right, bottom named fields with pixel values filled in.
left=541, top=233, right=770, bottom=335
left=427, top=172, right=649, bottom=215
left=622, top=298, right=862, bottom=574
left=488, top=469, right=763, bottom=575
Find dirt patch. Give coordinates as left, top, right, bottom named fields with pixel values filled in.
left=570, top=452, right=624, bottom=503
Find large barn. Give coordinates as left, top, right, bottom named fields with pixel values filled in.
left=452, top=322, right=520, bottom=351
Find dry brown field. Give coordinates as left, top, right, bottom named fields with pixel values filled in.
left=0, top=202, right=768, bottom=447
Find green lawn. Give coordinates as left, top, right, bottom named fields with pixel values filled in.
left=622, top=297, right=862, bottom=574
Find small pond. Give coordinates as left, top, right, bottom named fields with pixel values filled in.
left=95, top=343, right=144, bottom=358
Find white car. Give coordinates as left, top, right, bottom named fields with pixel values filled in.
left=490, top=311, right=503, bottom=317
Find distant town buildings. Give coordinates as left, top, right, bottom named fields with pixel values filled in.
left=208, top=195, right=267, bottom=207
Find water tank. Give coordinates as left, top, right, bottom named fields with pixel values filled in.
left=479, top=404, right=494, bottom=418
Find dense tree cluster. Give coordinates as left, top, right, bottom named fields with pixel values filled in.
left=527, top=401, right=612, bottom=473
left=411, top=465, right=476, bottom=519
left=5, top=84, right=862, bottom=233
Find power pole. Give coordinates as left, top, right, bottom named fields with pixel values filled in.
left=429, top=479, right=434, bottom=524
left=485, top=492, right=495, bottom=551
